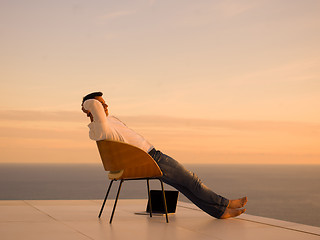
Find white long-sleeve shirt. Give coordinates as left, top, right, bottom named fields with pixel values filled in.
left=83, top=99, right=153, bottom=153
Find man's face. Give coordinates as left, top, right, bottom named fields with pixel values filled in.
left=94, top=96, right=109, bottom=116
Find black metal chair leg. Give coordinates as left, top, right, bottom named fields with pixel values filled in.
left=147, top=179, right=152, bottom=217
left=109, top=180, right=123, bottom=224
left=160, top=179, right=169, bottom=223
left=98, top=180, right=114, bottom=218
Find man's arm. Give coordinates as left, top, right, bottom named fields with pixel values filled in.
left=81, top=106, right=93, bottom=122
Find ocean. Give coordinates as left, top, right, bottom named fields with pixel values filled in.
left=0, top=164, right=319, bottom=227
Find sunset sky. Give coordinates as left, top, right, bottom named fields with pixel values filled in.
left=0, top=0, right=319, bottom=164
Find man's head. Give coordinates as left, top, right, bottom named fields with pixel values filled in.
left=82, top=92, right=103, bottom=104
left=82, top=92, right=109, bottom=119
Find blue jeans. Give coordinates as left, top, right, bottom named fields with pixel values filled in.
left=149, top=149, right=229, bottom=218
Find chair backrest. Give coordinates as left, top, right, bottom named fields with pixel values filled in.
left=96, top=140, right=163, bottom=179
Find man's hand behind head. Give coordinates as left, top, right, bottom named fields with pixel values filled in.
left=81, top=106, right=93, bottom=122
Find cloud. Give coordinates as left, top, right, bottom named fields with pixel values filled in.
left=0, top=110, right=319, bottom=135
left=217, top=1, right=258, bottom=18
left=0, top=110, right=319, bottom=163
left=100, top=10, right=136, bottom=21
left=0, top=110, right=83, bottom=122
left=175, top=1, right=258, bottom=27
left=0, top=126, right=84, bottom=140
left=227, top=58, right=320, bottom=85
left=121, top=115, right=320, bottom=134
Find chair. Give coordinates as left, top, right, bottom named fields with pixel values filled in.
left=96, top=140, right=169, bottom=223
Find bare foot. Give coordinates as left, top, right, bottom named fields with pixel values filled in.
left=227, top=196, right=248, bottom=209
left=220, top=208, right=246, bottom=219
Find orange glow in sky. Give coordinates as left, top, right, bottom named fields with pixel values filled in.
left=0, top=1, right=319, bottom=164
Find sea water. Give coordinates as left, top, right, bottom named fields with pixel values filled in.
left=0, top=164, right=319, bottom=227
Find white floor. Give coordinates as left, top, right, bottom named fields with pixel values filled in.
left=0, top=199, right=319, bottom=240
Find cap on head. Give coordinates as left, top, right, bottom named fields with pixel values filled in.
left=82, top=92, right=103, bottom=104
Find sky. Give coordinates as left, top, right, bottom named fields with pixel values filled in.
left=0, top=0, right=319, bottom=164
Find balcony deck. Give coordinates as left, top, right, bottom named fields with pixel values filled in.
left=1, top=199, right=319, bottom=240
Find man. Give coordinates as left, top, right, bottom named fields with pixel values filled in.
left=82, top=92, right=247, bottom=219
